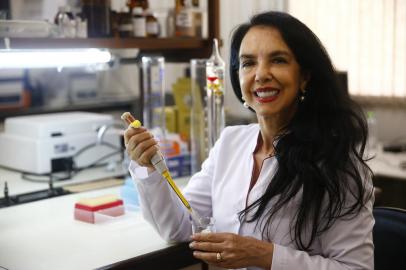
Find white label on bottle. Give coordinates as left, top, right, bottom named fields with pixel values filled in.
left=119, top=24, right=133, bottom=32
left=146, top=22, right=159, bottom=35
left=133, top=18, right=146, bottom=37
left=176, top=10, right=193, bottom=27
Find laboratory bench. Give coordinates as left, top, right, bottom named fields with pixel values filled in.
left=0, top=165, right=127, bottom=206
left=0, top=168, right=203, bottom=270
left=0, top=145, right=405, bottom=269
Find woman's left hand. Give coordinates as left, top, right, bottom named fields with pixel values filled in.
left=190, top=232, right=274, bottom=269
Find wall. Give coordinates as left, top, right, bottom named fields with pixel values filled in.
left=219, top=0, right=287, bottom=122
left=8, top=0, right=406, bottom=143
left=218, top=0, right=406, bottom=145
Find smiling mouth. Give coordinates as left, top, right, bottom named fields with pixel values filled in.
left=254, top=88, right=280, bottom=102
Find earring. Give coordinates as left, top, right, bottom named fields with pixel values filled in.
left=243, top=102, right=249, bottom=108
left=299, top=90, right=306, bottom=102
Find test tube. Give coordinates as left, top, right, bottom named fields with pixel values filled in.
left=142, top=56, right=166, bottom=138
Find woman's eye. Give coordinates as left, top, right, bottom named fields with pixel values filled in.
left=272, top=57, right=287, bottom=64
left=240, top=61, right=254, bottom=68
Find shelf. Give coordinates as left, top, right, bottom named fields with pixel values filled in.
left=0, top=0, right=220, bottom=119
left=0, top=98, right=141, bottom=121
left=0, top=0, right=220, bottom=61
left=0, top=37, right=213, bottom=61
left=0, top=37, right=210, bottom=50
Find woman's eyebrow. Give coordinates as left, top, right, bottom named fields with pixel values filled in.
left=270, top=50, right=290, bottom=57
left=239, top=54, right=255, bottom=60
left=239, top=50, right=291, bottom=60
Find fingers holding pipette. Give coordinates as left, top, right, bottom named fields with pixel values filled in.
left=123, top=125, right=147, bottom=146
left=121, top=112, right=160, bottom=169
left=126, top=130, right=159, bottom=168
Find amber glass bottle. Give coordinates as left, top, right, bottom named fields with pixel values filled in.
left=127, top=0, right=149, bottom=13
left=146, top=11, right=159, bottom=37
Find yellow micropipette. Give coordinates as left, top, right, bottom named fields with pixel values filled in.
left=121, top=112, right=200, bottom=221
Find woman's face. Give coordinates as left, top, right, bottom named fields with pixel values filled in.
left=238, top=26, right=307, bottom=123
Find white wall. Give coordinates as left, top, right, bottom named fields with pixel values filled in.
left=218, top=1, right=406, bottom=145
left=11, top=0, right=68, bottom=21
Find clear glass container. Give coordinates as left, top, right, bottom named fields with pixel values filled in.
left=206, top=38, right=225, bottom=149
left=55, top=6, right=76, bottom=38
left=141, top=56, right=166, bottom=138
left=191, top=216, right=215, bottom=233
left=190, top=59, right=209, bottom=174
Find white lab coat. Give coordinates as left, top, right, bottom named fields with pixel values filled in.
left=130, top=124, right=374, bottom=270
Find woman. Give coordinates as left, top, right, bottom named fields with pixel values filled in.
left=124, top=11, right=374, bottom=270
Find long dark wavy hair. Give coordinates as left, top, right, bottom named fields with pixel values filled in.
left=230, top=11, right=373, bottom=251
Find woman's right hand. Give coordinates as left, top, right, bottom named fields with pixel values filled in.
left=123, top=126, right=159, bottom=170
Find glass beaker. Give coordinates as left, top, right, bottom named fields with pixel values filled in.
left=142, top=56, right=166, bottom=138
left=190, top=59, right=209, bottom=174
left=191, top=216, right=215, bottom=234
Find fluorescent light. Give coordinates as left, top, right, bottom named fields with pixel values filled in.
left=0, top=49, right=112, bottom=69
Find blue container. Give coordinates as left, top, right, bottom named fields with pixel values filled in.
left=120, top=176, right=139, bottom=206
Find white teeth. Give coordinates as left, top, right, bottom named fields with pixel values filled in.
left=256, top=90, right=278, bottom=98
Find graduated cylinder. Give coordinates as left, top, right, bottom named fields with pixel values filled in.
left=141, top=56, right=166, bottom=138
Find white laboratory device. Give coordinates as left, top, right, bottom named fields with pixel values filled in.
left=0, top=112, right=122, bottom=174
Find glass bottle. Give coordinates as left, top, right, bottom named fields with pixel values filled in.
left=206, top=38, right=225, bottom=149
left=127, top=0, right=149, bottom=13
left=55, top=6, right=75, bottom=38
left=132, top=7, right=146, bottom=37
left=175, top=0, right=194, bottom=37
left=146, top=11, right=159, bottom=37
left=118, top=7, right=133, bottom=37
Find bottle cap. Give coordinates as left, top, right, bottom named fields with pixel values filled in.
left=133, top=7, right=144, bottom=15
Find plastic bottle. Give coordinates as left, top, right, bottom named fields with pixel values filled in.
left=132, top=7, right=146, bottom=37
left=206, top=38, right=225, bottom=149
